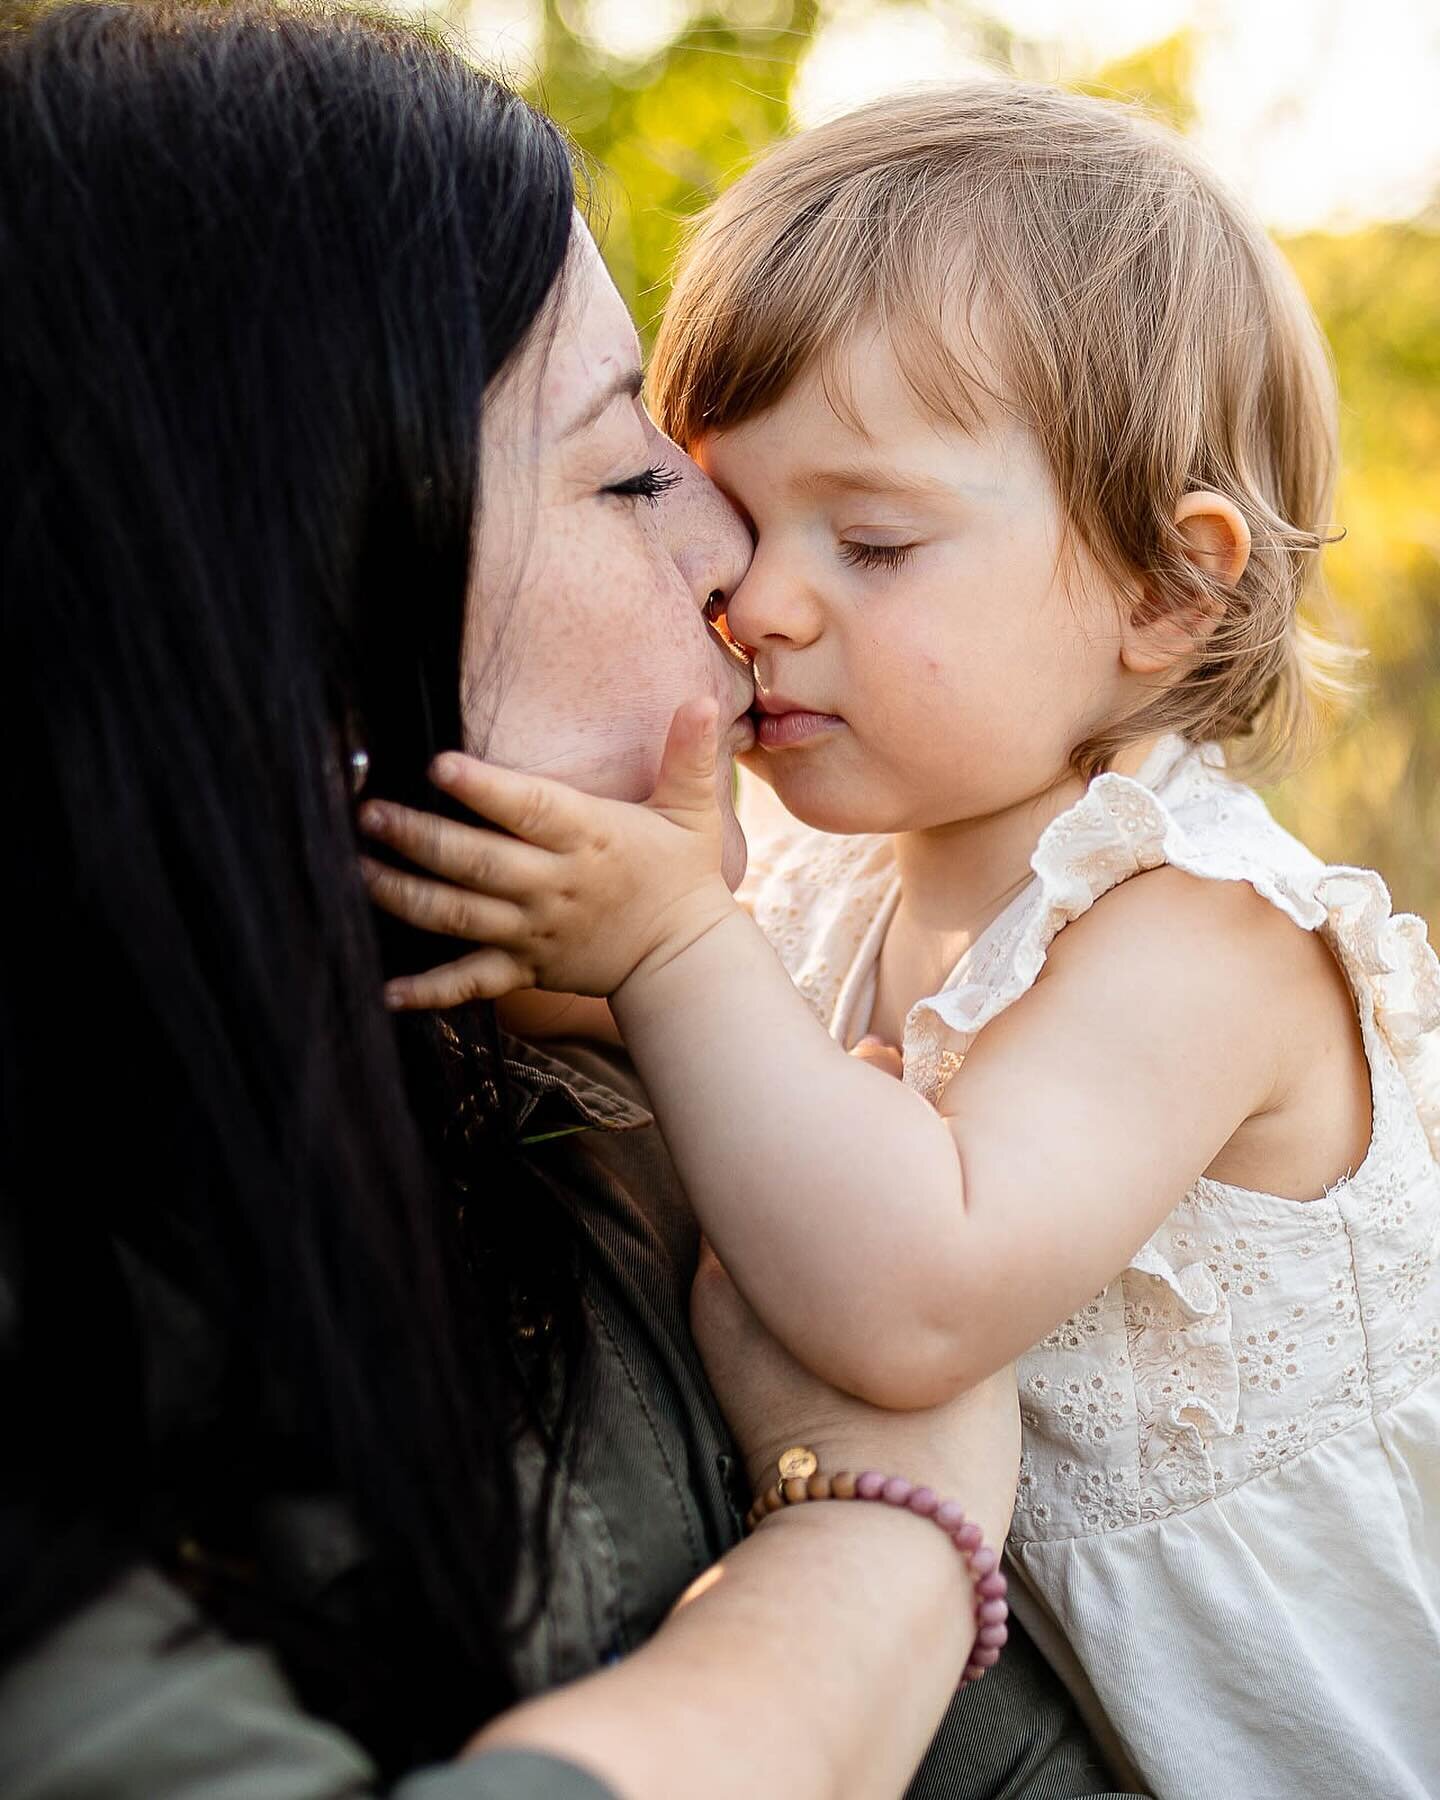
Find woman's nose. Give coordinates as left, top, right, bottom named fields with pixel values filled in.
left=662, top=441, right=752, bottom=613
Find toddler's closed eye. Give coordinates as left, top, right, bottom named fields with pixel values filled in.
left=840, top=542, right=916, bottom=572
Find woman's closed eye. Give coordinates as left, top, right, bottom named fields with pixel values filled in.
left=605, top=462, right=683, bottom=506
left=840, top=540, right=917, bottom=572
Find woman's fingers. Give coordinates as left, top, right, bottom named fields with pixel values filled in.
left=359, top=857, right=529, bottom=947
left=429, top=752, right=587, bottom=851
left=384, top=948, right=534, bottom=1011
left=358, top=802, right=549, bottom=898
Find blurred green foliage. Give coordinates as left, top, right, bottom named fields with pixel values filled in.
left=528, top=0, right=816, bottom=335
left=1278, top=225, right=1440, bottom=931
left=512, top=2, right=1437, bottom=926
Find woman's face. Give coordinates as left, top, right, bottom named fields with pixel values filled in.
left=464, top=225, right=756, bottom=887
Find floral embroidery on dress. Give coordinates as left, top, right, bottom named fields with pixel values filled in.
left=1387, top=1245, right=1434, bottom=1313
left=1054, top=1459, right=1142, bottom=1532
left=1038, top=1298, right=1105, bottom=1353
left=1040, top=1369, right=1132, bottom=1448
left=1235, top=1323, right=1306, bottom=1394
left=1393, top=1321, right=1440, bottom=1381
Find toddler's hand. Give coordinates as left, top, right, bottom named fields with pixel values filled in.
left=850, top=1035, right=904, bottom=1080
left=358, top=698, right=736, bottom=1009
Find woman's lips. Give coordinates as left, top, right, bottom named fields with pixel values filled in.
left=752, top=707, right=845, bottom=750
left=727, top=710, right=758, bottom=752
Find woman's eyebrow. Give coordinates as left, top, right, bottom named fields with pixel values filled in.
left=561, top=365, right=644, bottom=438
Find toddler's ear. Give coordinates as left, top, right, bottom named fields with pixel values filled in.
left=1121, top=491, right=1252, bottom=676
left=1173, top=490, right=1252, bottom=586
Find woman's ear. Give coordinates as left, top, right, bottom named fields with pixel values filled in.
left=1121, top=491, right=1252, bottom=676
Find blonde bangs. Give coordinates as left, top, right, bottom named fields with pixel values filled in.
left=651, top=150, right=998, bottom=446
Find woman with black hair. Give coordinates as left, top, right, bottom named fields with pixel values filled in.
left=0, top=5, right=1140, bottom=1796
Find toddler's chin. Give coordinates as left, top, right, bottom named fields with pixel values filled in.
left=765, top=764, right=900, bottom=838
left=735, top=743, right=772, bottom=786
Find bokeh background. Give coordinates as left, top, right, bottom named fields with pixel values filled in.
left=395, top=0, right=1439, bottom=926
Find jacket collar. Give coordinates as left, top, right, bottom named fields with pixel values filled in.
left=496, top=1032, right=653, bottom=1137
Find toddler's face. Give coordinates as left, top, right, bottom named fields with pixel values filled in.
left=702, top=325, right=1133, bottom=835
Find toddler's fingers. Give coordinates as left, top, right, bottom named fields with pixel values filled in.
left=649, top=698, right=720, bottom=825
left=850, top=1035, right=905, bottom=1080
left=359, top=857, right=529, bottom=947
left=384, top=948, right=534, bottom=1012
left=429, top=753, right=587, bottom=852
left=358, top=801, right=549, bottom=899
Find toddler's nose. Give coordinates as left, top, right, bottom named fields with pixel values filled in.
left=724, top=552, right=825, bottom=653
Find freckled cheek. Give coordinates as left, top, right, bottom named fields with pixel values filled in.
left=476, top=539, right=712, bottom=799
left=596, top=558, right=710, bottom=707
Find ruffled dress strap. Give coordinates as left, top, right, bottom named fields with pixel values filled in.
left=1314, top=870, right=1440, bottom=1161
left=902, top=742, right=1440, bottom=1156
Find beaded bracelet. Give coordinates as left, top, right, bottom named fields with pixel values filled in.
left=743, top=1446, right=1009, bottom=1688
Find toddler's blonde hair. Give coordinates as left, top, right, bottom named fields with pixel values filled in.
left=650, top=82, right=1354, bottom=779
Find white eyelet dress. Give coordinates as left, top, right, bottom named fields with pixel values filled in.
left=740, top=738, right=1440, bottom=1800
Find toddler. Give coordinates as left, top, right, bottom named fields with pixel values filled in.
left=364, top=85, right=1440, bottom=1800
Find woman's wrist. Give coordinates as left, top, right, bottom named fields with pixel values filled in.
left=741, top=1486, right=973, bottom=1590
left=742, top=1447, right=1009, bottom=1686
left=738, top=1388, right=1020, bottom=1552
left=476, top=1482, right=983, bottom=1800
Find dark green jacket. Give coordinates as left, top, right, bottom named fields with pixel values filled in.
left=0, top=1039, right=1143, bottom=1800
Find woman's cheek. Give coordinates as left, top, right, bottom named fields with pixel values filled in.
left=471, top=511, right=730, bottom=800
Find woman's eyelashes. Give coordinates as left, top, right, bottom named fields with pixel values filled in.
left=605, top=462, right=683, bottom=505
left=840, top=540, right=917, bottom=572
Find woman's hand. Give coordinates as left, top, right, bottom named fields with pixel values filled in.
left=357, top=699, right=736, bottom=1010
left=691, top=1246, right=1019, bottom=1549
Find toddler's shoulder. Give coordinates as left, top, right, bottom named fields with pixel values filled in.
left=1043, top=856, right=1336, bottom=1025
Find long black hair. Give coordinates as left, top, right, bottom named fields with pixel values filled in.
left=1, top=0, right=580, bottom=1770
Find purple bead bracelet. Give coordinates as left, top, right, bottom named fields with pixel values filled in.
left=744, top=1450, right=1009, bottom=1687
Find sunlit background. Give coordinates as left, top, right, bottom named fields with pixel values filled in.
left=392, top=0, right=1438, bottom=927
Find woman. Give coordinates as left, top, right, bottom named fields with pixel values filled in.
left=0, top=5, right=1136, bottom=1795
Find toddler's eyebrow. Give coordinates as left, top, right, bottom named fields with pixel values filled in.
left=788, top=462, right=959, bottom=502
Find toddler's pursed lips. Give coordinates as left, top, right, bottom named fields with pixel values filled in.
left=752, top=689, right=834, bottom=719
left=750, top=690, right=846, bottom=751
